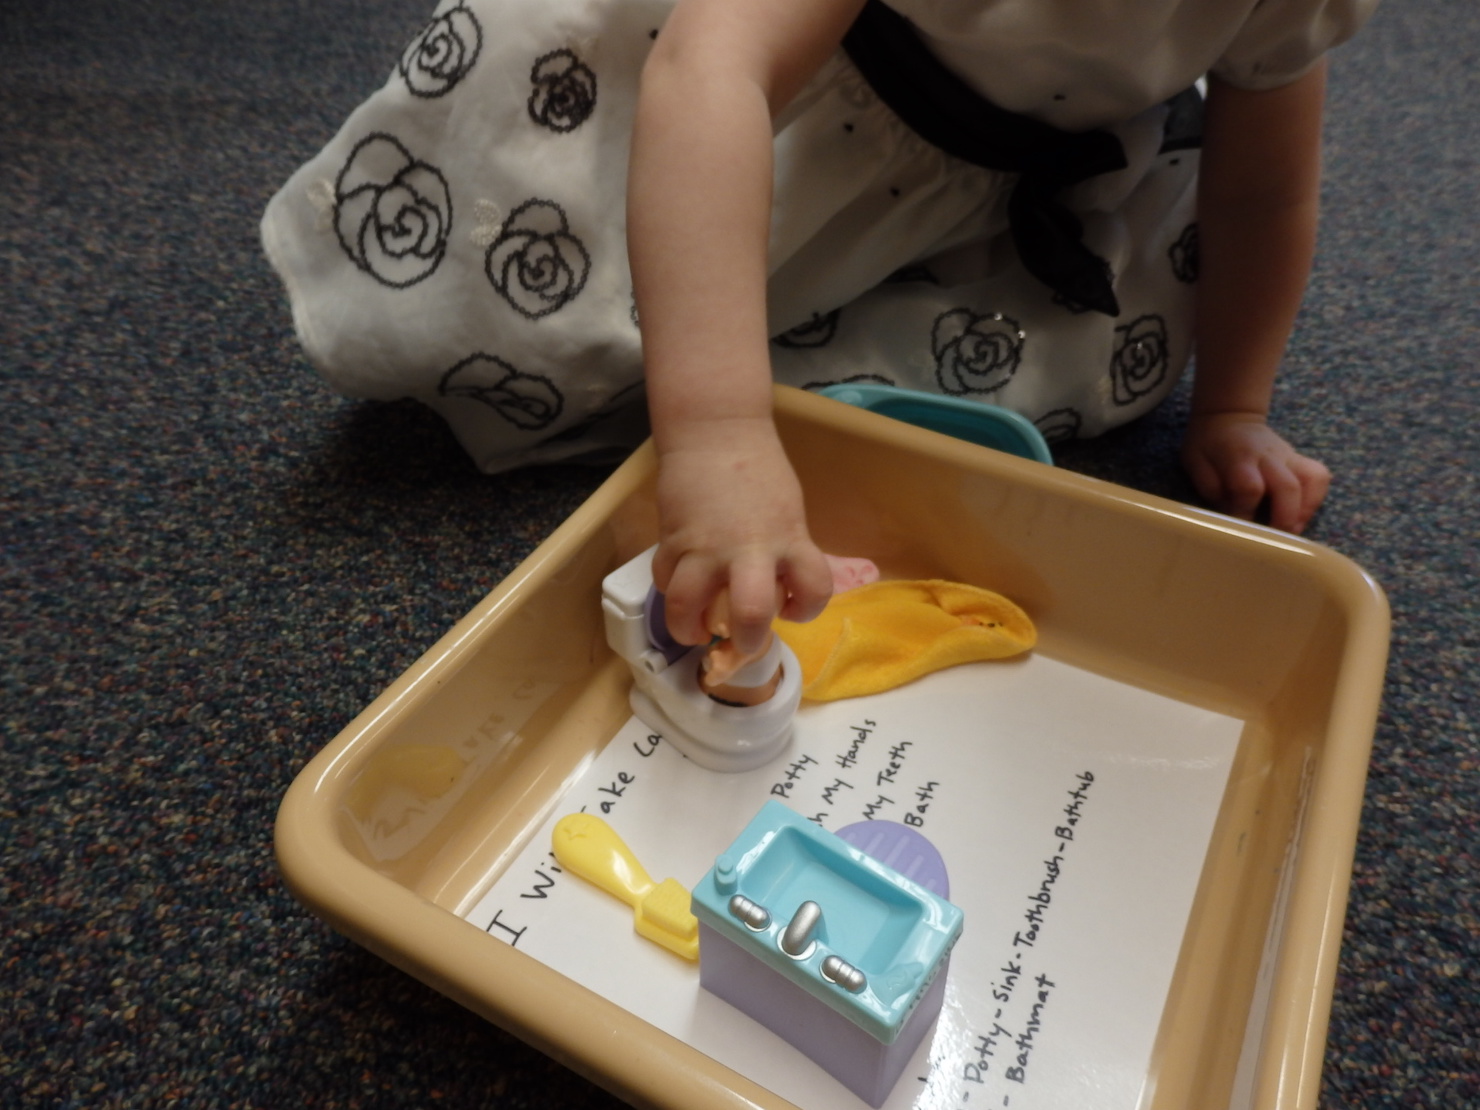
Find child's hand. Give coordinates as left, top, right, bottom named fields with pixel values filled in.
left=1180, top=412, right=1331, bottom=534
left=652, top=419, right=833, bottom=657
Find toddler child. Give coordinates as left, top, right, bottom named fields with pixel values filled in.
left=263, top=0, right=1377, bottom=659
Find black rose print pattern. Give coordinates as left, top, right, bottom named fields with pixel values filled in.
left=400, top=2, right=483, bottom=98
left=334, top=134, right=452, bottom=288
left=529, top=49, right=598, bottom=133
left=1110, top=315, right=1170, bottom=405
left=439, top=354, right=563, bottom=430
left=1169, top=223, right=1199, bottom=284
left=485, top=199, right=591, bottom=319
left=1034, top=408, right=1082, bottom=445
left=932, top=308, right=1025, bottom=395
left=774, top=310, right=841, bottom=349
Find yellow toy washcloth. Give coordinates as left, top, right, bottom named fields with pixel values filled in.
left=774, top=579, right=1035, bottom=701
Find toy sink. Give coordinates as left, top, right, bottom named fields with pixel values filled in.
left=692, top=801, right=963, bottom=1107
left=275, top=385, right=1389, bottom=1110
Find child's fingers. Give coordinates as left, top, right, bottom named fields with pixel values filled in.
left=649, top=542, right=679, bottom=596
left=779, top=547, right=836, bottom=624
left=1260, top=457, right=1306, bottom=533
left=1285, top=456, right=1332, bottom=534
left=1301, top=459, right=1332, bottom=527
left=721, top=555, right=785, bottom=657
left=1181, top=450, right=1225, bottom=511
left=661, top=556, right=726, bottom=646
left=1216, top=457, right=1269, bottom=521
left=1258, top=452, right=1331, bottom=534
left=1181, top=419, right=1330, bottom=535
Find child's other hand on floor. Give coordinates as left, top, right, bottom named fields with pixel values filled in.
left=1180, top=411, right=1331, bottom=535
left=651, top=417, right=833, bottom=658
left=1187, top=67, right=1331, bottom=538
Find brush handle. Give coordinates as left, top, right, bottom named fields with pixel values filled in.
left=551, top=813, right=655, bottom=909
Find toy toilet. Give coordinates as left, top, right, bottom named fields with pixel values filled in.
left=601, top=546, right=803, bottom=772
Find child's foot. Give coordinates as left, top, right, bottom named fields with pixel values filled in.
left=825, top=554, right=879, bottom=593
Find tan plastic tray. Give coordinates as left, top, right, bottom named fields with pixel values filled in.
left=276, top=386, right=1389, bottom=1110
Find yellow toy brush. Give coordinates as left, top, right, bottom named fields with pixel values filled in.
left=551, top=813, right=699, bottom=961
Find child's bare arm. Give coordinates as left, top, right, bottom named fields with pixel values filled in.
left=1184, top=60, right=1332, bottom=534
left=628, top=0, right=864, bottom=654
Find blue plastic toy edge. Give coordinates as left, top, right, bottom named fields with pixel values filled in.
left=817, top=383, right=1054, bottom=465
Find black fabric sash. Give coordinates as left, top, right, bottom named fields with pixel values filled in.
left=842, top=0, right=1131, bottom=315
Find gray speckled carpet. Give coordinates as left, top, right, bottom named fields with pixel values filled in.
left=2, top=1, right=1475, bottom=1107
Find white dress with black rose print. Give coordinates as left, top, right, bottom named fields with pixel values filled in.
left=262, top=0, right=1272, bottom=471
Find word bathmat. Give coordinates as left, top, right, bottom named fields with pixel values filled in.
left=466, top=654, right=1242, bottom=1110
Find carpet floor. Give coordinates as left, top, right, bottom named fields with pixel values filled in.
left=3, top=0, right=1475, bottom=1106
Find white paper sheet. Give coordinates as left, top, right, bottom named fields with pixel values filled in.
left=464, top=654, right=1241, bottom=1110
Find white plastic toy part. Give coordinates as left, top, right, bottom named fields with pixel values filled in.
left=601, top=547, right=801, bottom=772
